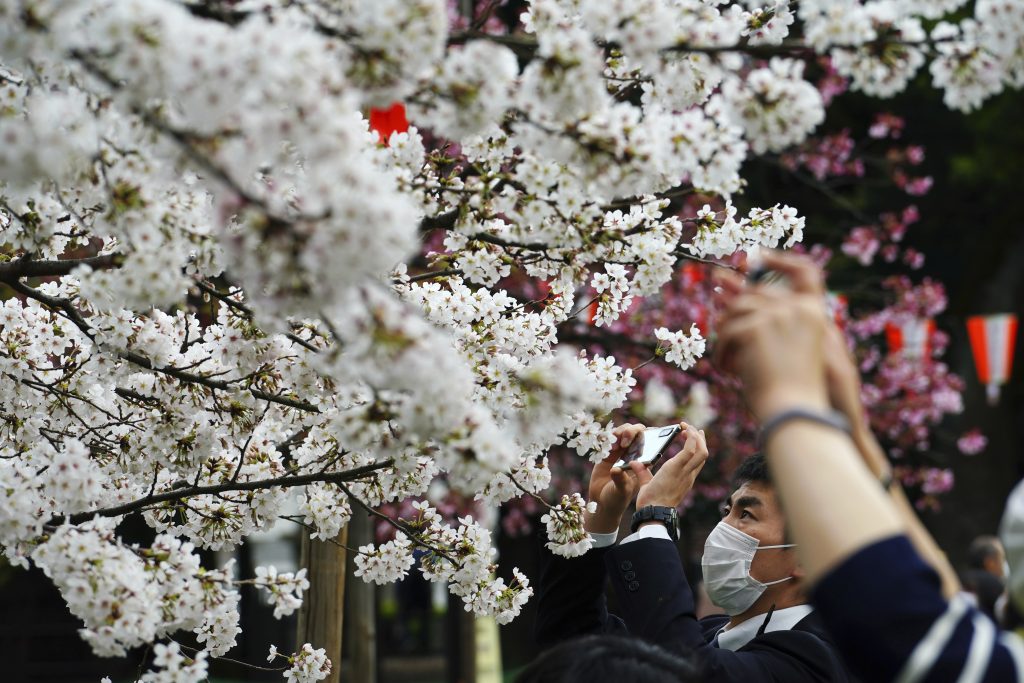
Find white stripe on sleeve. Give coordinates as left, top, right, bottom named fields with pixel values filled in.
left=894, top=595, right=971, bottom=683
left=997, top=631, right=1024, bottom=681
left=955, top=612, right=995, bottom=683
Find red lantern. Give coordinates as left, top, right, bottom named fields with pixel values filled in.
left=678, top=263, right=709, bottom=331
left=681, top=262, right=704, bottom=287
left=368, top=102, right=408, bottom=145
left=967, top=313, right=1018, bottom=405
left=885, top=317, right=935, bottom=360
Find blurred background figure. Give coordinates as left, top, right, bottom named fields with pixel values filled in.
left=962, top=535, right=1008, bottom=621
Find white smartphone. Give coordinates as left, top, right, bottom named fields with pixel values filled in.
left=613, top=425, right=682, bottom=470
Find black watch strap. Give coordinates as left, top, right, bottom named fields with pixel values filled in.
left=630, top=505, right=679, bottom=542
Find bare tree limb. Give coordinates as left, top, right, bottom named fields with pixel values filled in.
left=404, top=268, right=464, bottom=284
left=53, top=458, right=395, bottom=526
left=0, top=253, right=123, bottom=279
left=420, top=209, right=460, bottom=233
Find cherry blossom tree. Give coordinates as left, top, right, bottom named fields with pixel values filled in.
left=1, top=0, right=1022, bottom=680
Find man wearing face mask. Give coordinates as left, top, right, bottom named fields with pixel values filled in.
left=534, top=424, right=854, bottom=682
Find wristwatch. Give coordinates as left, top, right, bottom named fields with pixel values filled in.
left=630, top=505, right=679, bottom=542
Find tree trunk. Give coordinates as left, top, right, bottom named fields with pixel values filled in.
left=346, top=512, right=376, bottom=683
left=460, top=608, right=477, bottom=683
left=297, top=527, right=349, bottom=683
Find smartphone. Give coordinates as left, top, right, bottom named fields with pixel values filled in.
left=613, top=425, right=682, bottom=470
left=747, top=266, right=789, bottom=288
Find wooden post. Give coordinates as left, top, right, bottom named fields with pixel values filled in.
left=297, top=526, right=349, bottom=683
left=459, top=607, right=477, bottom=683
left=346, top=512, right=376, bottom=683
left=445, top=591, right=474, bottom=683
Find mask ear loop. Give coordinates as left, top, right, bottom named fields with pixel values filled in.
left=760, top=575, right=794, bottom=586
left=754, top=543, right=798, bottom=587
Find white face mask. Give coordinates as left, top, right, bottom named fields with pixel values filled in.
left=701, top=521, right=796, bottom=616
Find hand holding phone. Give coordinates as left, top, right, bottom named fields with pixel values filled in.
left=613, top=425, right=681, bottom=470
left=635, top=423, right=709, bottom=509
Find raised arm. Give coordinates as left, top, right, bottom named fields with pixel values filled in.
left=535, top=424, right=649, bottom=648
left=715, top=252, right=1023, bottom=681
left=734, top=250, right=959, bottom=594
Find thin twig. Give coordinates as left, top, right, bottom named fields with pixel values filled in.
left=506, top=473, right=554, bottom=510
left=172, top=639, right=287, bottom=673
left=631, top=355, right=659, bottom=372
left=278, top=515, right=364, bottom=553
left=672, top=251, right=742, bottom=271
left=338, top=483, right=459, bottom=564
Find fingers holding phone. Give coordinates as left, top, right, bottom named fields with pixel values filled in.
left=586, top=423, right=645, bottom=533
left=613, top=424, right=681, bottom=470
left=636, top=424, right=709, bottom=509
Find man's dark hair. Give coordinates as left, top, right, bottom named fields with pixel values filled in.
left=969, top=535, right=1002, bottom=570
left=514, top=635, right=701, bottom=683
left=731, top=452, right=772, bottom=490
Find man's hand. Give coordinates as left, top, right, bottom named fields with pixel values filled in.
left=754, top=251, right=867, bottom=427
left=728, top=251, right=891, bottom=477
left=635, top=424, right=709, bottom=509
left=714, top=253, right=832, bottom=418
left=584, top=424, right=646, bottom=534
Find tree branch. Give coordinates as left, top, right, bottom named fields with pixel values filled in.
left=53, top=459, right=395, bottom=526
left=8, top=275, right=323, bottom=413
left=0, top=253, right=123, bottom=279
left=3, top=278, right=96, bottom=340
left=404, top=268, right=465, bottom=284
left=448, top=31, right=951, bottom=60
left=420, top=209, right=460, bottom=232
left=762, top=157, right=877, bottom=225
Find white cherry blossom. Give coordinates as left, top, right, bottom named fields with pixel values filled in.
left=0, top=0, right=1020, bottom=670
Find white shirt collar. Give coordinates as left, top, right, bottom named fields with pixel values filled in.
left=714, top=604, right=814, bottom=651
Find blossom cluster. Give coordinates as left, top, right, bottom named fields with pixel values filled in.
left=253, top=566, right=310, bottom=619
left=269, top=643, right=331, bottom=683
left=655, top=324, right=708, bottom=371
left=353, top=501, right=535, bottom=624
left=138, top=643, right=208, bottom=683
left=541, top=493, right=597, bottom=557
left=687, top=202, right=804, bottom=258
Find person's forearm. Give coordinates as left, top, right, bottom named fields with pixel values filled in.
left=763, top=415, right=905, bottom=584
left=585, top=507, right=624, bottom=535
left=851, top=426, right=960, bottom=598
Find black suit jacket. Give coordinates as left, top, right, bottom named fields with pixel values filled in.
left=536, top=536, right=854, bottom=682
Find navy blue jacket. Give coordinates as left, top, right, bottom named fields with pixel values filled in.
left=813, top=535, right=1024, bottom=682
left=536, top=536, right=854, bottom=682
